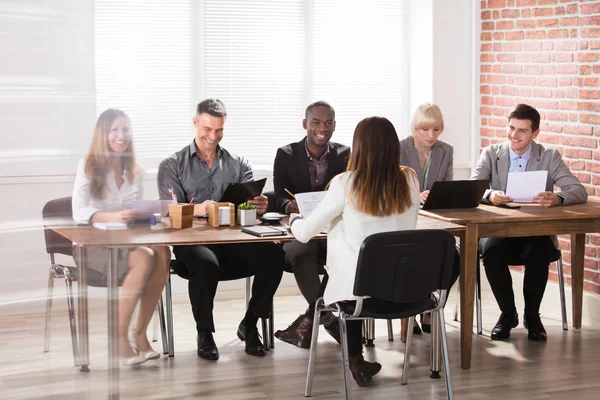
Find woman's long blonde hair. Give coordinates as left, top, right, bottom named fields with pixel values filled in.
left=84, top=109, right=136, bottom=199
left=347, top=116, right=415, bottom=217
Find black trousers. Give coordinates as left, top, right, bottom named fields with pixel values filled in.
left=282, top=240, right=327, bottom=304
left=479, top=236, right=560, bottom=318
left=173, top=242, right=284, bottom=333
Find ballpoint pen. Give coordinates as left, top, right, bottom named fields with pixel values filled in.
left=284, top=188, right=296, bottom=199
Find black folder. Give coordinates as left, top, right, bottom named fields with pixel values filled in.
left=220, top=178, right=267, bottom=207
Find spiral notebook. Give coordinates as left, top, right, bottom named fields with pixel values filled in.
left=241, top=225, right=287, bottom=237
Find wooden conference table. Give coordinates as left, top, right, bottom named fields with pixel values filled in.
left=45, top=215, right=465, bottom=399
left=421, top=196, right=600, bottom=369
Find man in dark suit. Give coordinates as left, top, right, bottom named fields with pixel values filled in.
left=273, top=101, right=350, bottom=349
left=472, top=103, right=587, bottom=342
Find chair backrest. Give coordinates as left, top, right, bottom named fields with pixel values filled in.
left=353, top=229, right=456, bottom=304
left=263, top=190, right=278, bottom=213
left=42, top=197, right=74, bottom=256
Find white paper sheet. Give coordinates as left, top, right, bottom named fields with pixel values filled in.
left=295, top=191, right=327, bottom=218
left=506, top=170, right=548, bottom=202
left=92, top=222, right=128, bottom=230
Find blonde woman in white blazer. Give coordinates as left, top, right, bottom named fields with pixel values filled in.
left=290, top=116, right=420, bottom=387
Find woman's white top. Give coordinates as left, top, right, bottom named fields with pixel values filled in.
left=72, top=159, right=144, bottom=224
left=291, top=171, right=420, bottom=305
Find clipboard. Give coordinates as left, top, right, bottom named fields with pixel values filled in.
left=220, top=178, right=267, bottom=207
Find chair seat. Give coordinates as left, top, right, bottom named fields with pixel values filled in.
left=59, top=265, right=112, bottom=288
left=338, top=296, right=436, bottom=320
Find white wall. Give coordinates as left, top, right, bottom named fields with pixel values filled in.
left=0, top=0, right=477, bottom=306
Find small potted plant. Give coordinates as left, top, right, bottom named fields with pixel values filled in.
left=237, top=202, right=257, bottom=226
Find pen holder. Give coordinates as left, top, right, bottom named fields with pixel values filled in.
left=207, top=202, right=235, bottom=228
left=168, top=204, right=194, bottom=229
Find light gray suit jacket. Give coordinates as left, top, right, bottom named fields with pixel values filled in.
left=471, top=141, right=588, bottom=205
left=399, top=136, right=454, bottom=191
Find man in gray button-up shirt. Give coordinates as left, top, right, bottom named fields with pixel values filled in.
left=157, top=99, right=284, bottom=360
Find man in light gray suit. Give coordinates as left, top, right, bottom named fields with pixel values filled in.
left=471, top=103, right=587, bottom=342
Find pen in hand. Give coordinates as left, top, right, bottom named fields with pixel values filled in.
left=284, top=188, right=296, bottom=199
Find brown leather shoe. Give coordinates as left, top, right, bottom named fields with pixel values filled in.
left=274, top=313, right=313, bottom=349
left=348, top=354, right=382, bottom=387
left=324, top=318, right=342, bottom=344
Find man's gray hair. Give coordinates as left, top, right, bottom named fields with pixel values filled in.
left=196, top=98, right=227, bottom=117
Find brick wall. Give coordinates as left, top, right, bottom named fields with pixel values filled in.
left=479, top=0, right=600, bottom=294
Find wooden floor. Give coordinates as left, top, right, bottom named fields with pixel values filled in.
left=1, top=277, right=600, bottom=400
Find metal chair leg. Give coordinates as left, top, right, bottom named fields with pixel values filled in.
left=166, top=274, right=175, bottom=357
left=269, top=301, right=274, bottom=349
left=245, top=276, right=251, bottom=308
left=152, top=304, right=159, bottom=342
left=43, top=266, right=55, bottom=353
left=401, top=315, right=415, bottom=385
left=64, top=268, right=79, bottom=366
left=339, top=313, right=352, bottom=400
left=305, top=298, right=324, bottom=397
left=430, top=311, right=441, bottom=379
left=557, top=257, right=568, bottom=331
left=261, top=318, right=269, bottom=349
left=439, top=310, right=454, bottom=400
left=387, top=319, right=394, bottom=341
left=453, top=280, right=460, bottom=322
left=365, top=318, right=375, bottom=347
left=157, top=295, right=168, bottom=354
left=476, top=259, right=483, bottom=335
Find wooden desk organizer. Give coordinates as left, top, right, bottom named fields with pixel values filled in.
left=207, top=202, right=235, bottom=227
left=168, top=204, right=194, bottom=229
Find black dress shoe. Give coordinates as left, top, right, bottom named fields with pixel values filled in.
left=348, top=354, right=382, bottom=387
left=524, top=314, right=547, bottom=342
left=324, top=318, right=342, bottom=344
left=197, top=330, right=219, bottom=360
left=237, top=321, right=266, bottom=357
left=491, top=312, right=519, bottom=340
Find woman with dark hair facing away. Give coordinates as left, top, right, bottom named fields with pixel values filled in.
left=289, top=116, right=420, bottom=386
left=72, top=109, right=171, bottom=366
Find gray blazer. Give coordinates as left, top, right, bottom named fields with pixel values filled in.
left=400, top=136, right=454, bottom=190
left=471, top=141, right=588, bottom=205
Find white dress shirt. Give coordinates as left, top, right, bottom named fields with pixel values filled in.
left=72, top=159, right=144, bottom=224
left=291, top=171, right=420, bottom=305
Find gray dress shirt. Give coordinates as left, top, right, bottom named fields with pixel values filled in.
left=157, top=141, right=254, bottom=204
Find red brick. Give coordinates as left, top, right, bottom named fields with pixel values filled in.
left=537, top=0, right=558, bottom=5
left=496, top=97, right=515, bottom=106
left=492, top=86, right=500, bottom=94
left=547, top=111, right=568, bottom=121
left=569, top=113, right=578, bottom=122
left=506, top=76, right=515, bottom=84
left=481, top=138, right=490, bottom=148
left=497, top=20, right=516, bottom=29
left=581, top=28, right=600, bottom=38
left=584, top=77, right=599, bottom=87
left=524, top=41, right=544, bottom=51
left=481, top=65, right=492, bottom=73
left=548, top=123, right=563, bottom=133
left=536, top=99, right=559, bottom=109
left=488, top=117, right=507, bottom=127
left=538, top=18, right=559, bottom=27
left=570, top=28, right=578, bottom=38
left=507, top=0, right=515, bottom=6
left=580, top=65, right=592, bottom=75
left=522, top=8, right=533, bottom=18
left=517, top=0, right=537, bottom=6
left=501, top=86, right=520, bottom=96
left=501, top=9, right=521, bottom=18
left=581, top=3, right=600, bottom=14
left=554, top=41, right=578, bottom=51
left=594, top=65, right=600, bottom=74
left=482, top=21, right=495, bottom=31
left=517, top=19, right=537, bottom=29
left=553, top=89, right=565, bottom=98
left=525, top=65, right=544, bottom=75
left=582, top=101, right=600, bottom=112
left=493, top=10, right=500, bottom=19
left=544, top=65, right=556, bottom=74
left=554, top=6, right=565, bottom=16
left=497, top=53, right=516, bottom=62
left=526, top=30, right=547, bottom=39
left=493, top=107, right=506, bottom=116
left=573, top=172, right=591, bottom=183
left=578, top=53, right=599, bottom=62
left=481, top=85, right=491, bottom=95
left=481, top=53, right=495, bottom=62
left=481, top=43, right=492, bottom=52
left=579, top=137, right=598, bottom=148
left=581, top=90, right=600, bottom=100
left=537, top=76, right=558, bottom=86
left=503, top=42, right=523, bottom=51
left=516, top=76, right=537, bottom=86
left=494, top=43, right=503, bottom=51
left=559, top=100, right=579, bottom=110
left=481, top=127, right=496, bottom=137
left=482, top=10, right=492, bottom=20
left=543, top=42, right=554, bottom=51
left=590, top=41, right=600, bottom=50
left=582, top=16, right=600, bottom=26
left=533, top=88, right=553, bottom=98
left=487, top=75, right=506, bottom=84
left=551, top=52, right=574, bottom=62
left=516, top=53, right=530, bottom=62
left=560, top=16, right=579, bottom=26
left=548, top=29, right=570, bottom=38
left=556, top=64, right=578, bottom=74
left=503, top=64, right=523, bottom=74
left=481, top=32, right=492, bottom=41
left=481, top=106, right=493, bottom=115
left=565, top=87, right=578, bottom=97
left=570, top=160, right=585, bottom=170
left=581, top=113, right=600, bottom=124
left=579, top=125, right=594, bottom=135
left=506, top=31, right=525, bottom=40
left=580, top=149, right=593, bottom=159
left=566, top=4, right=578, bottom=14
left=493, top=32, right=505, bottom=40
left=488, top=0, right=507, bottom=7
left=538, top=133, right=560, bottom=144
left=534, top=7, right=554, bottom=16
left=482, top=96, right=495, bottom=105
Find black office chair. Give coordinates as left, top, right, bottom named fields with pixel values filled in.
left=305, top=229, right=456, bottom=400
left=42, top=197, right=168, bottom=365
left=162, top=190, right=279, bottom=357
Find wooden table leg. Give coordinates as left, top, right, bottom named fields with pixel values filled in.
left=571, top=233, right=585, bottom=329
left=460, top=224, right=478, bottom=369
left=400, top=318, right=408, bottom=343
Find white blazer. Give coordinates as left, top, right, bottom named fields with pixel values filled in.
left=291, top=171, right=420, bottom=305
left=72, top=159, right=144, bottom=224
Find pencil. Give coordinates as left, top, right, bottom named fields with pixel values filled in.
left=284, top=188, right=296, bottom=199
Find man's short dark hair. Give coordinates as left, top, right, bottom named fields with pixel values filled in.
left=196, top=98, right=227, bottom=117
left=508, top=103, right=540, bottom=132
left=305, top=101, right=335, bottom=119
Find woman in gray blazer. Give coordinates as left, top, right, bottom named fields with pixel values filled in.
left=400, top=103, right=453, bottom=205
left=400, top=103, right=454, bottom=333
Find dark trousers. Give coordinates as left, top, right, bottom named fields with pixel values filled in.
left=173, top=242, right=284, bottom=333
left=479, top=236, right=560, bottom=318
left=283, top=240, right=327, bottom=304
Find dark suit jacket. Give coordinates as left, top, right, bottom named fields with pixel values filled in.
left=273, top=137, right=350, bottom=213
